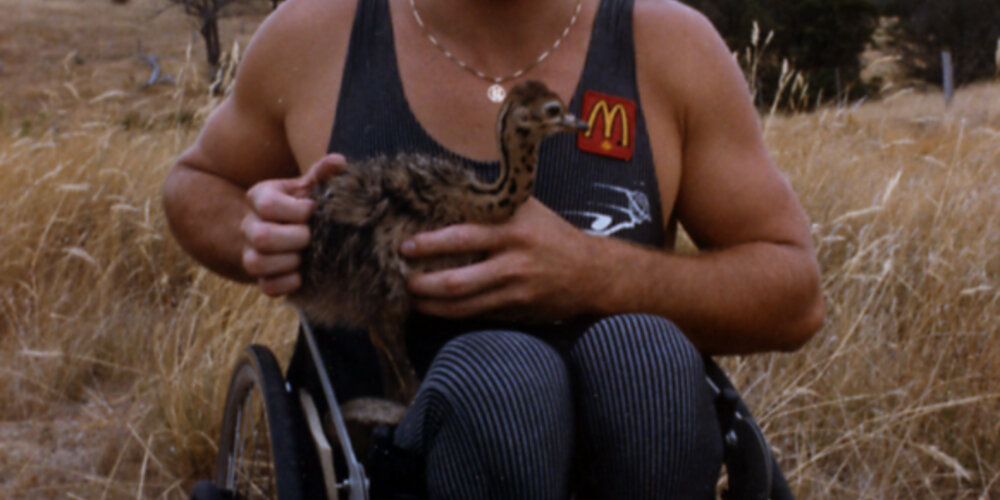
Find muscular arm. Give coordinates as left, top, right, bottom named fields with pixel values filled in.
left=584, top=228, right=823, bottom=355
left=405, top=198, right=821, bottom=355
left=595, top=2, right=824, bottom=352
left=162, top=0, right=348, bottom=291
left=405, top=2, right=823, bottom=354
left=163, top=92, right=299, bottom=282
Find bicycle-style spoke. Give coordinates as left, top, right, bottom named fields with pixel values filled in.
left=216, top=346, right=309, bottom=500
left=227, top=380, right=279, bottom=499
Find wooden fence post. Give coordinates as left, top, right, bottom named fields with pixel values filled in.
left=942, top=50, right=954, bottom=107
left=995, top=38, right=1000, bottom=77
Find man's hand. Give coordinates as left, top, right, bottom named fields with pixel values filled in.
left=241, top=154, right=346, bottom=296
left=402, top=198, right=609, bottom=323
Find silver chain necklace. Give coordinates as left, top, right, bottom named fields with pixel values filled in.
left=409, top=0, right=583, bottom=103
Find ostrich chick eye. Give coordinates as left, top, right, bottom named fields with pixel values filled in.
left=542, top=101, right=562, bottom=118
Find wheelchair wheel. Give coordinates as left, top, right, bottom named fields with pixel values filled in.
left=215, top=345, right=309, bottom=500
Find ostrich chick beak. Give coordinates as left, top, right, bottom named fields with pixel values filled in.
left=561, top=113, right=590, bottom=132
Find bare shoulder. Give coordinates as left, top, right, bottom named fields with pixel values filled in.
left=633, top=0, right=746, bottom=115
left=241, top=0, right=357, bottom=70
left=173, top=0, right=359, bottom=188
left=232, top=0, right=358, bottom=118
left=633, top=0, right=718, bottom=39
left=633, top=0, right=732, bottom=70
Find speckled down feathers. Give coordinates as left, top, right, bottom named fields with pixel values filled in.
left=286, top=80, right=582, bottom=403
left=291, top=154, right=492, bottom=331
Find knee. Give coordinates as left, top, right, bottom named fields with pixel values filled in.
left=569, top=315, right=711, bottom=441
left=569, top=315, right=722, bottom=497
left=397, top=331, right=575, bottom=497
left=411, top=330, right=574, bottom=442
left=571, top=314, right=704, bottom=384
left=426, top=331, right=569, bottom=399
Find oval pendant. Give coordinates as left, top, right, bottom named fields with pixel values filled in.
left=487, top=84, right=506, bottom=103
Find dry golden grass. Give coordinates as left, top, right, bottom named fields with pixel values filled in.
left=1, top=1, right=998, bottom=498
left=740, top=85, right=1000, bottom=498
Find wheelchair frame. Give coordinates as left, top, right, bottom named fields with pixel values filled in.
left=214, top=312, right=369, bottom=500
left=297, top=314, right=370, bottom=500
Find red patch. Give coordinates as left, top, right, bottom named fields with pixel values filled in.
left=577, top=91, right=636, bottom=161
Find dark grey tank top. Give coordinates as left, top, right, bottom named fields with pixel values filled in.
left=303, top=0, right=666, bottom=382
left=329, top=0, right=664, bottom=246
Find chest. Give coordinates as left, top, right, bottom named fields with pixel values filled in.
left=280, top=0, right=685, bottom=230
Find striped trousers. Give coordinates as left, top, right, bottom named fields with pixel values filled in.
left=392, top=314, right=724, bottom=499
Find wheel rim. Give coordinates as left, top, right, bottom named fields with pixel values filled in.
left=223, top=367, right=279, bottom=499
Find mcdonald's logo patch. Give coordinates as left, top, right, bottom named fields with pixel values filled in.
left=577, top=90, right=636, bottom=161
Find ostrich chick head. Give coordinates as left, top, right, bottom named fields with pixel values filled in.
left=499, top=81, right=589, bottom=143
left=480, top=81, right=588, bottom=213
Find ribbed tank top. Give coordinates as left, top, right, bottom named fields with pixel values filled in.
left=307, top=0, right=667, bottom=382
left=329, top=0, right=664, bottom=247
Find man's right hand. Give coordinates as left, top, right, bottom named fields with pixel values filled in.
left=240, top=154, right=346, bottom=296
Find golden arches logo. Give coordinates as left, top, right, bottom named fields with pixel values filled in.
left=577, top=91, right=635, bottom=160
left=584, top=101, right=630, bottom=148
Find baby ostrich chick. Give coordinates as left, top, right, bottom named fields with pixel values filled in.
left=290, top=80, right=587, bottom=405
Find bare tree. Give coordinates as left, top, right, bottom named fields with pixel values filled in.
left=168, top=0, right=281, bottom=69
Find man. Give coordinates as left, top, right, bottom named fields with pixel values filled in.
left=164, top=0, right=824, bottom=497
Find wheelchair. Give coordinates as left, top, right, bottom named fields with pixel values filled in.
left=201, top=311, right=795, bottom=500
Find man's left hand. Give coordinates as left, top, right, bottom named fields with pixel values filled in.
left=402, top=198, right=608, bottom=323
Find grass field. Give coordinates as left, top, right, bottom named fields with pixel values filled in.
left=1, top=0, right=998, bottom=498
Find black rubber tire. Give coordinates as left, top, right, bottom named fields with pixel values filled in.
left=215, top=345, right=309, bottom=500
